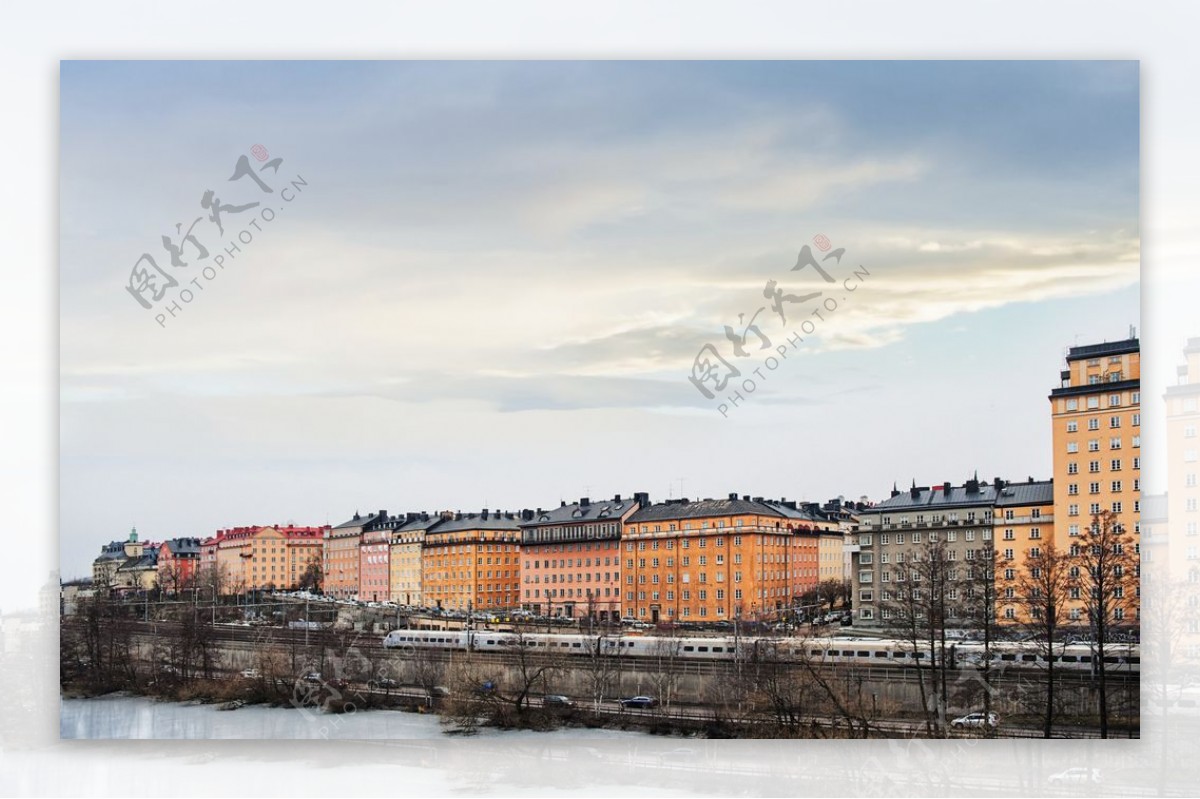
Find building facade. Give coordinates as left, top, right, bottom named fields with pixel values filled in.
left=325, top=511, right=387, bottom=600
left=359, top=528, right=392, bottom=603
left=422, top=510, right=522, bottom=611
left=156, top=537, right=202, bottom=594
left=1050, top=338, right=1141, bottom=546
left=621, top=495, right=835, bottom=623
left=519, top=494, right=645, bottom=620
left=390, top=513, right=441, bottom=607
left=851, top=477, right=1000, bottom=626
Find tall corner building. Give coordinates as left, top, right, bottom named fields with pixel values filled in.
left=1049, top=336, right=1141, bottom=610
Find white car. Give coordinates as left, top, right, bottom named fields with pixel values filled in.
left=239, top=668, right=261, bottom=679
left=951, top=711, right=999, bottom=729
left=1048, top=768, right=1101, bottom=785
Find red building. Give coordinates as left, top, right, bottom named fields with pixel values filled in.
left=157, top=537, right=202, bottom=594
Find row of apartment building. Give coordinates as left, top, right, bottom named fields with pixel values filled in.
left=92, top=495, right=859, bottom=623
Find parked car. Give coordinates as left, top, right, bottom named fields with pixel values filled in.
left=542, top=694, right=574, bottom=707
left=301, top=671, right=322, bottom=683
left=951, top=711, right=1000, bottom=729
left=430, top=685, right=451, bottom=697
left=369, top=677, right=399, bottom=689
left=619, top=696, right=659, bottom=709
left=1048, top=768, right=1101, bottom=785
left=239, top=668, right=261, bottom=679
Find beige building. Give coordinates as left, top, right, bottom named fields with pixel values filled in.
left=92, top=529, right=158, bottom=591
left=389, top=513, right=440, bottom=607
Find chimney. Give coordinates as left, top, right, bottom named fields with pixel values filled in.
left=633, top=491, right=650, bottom=507
left=994, top=477, right=1005, bottom=491
left=378, top=509, right=387, bottom=519
left=742, top=494, right=750, bottom=501
left=890, top=483, right=900, bottom=498
left=482, top=508, right=489, bottom=520
left=561, top=500, right=567, bottom=508
left=613, top=494, right=622, bottom=502
left=729, top=492, right=739, bottom=501
left=966, top=477, right=980, bottom=494
left=910, top=481, right=920, bottom=500
left=580, top=497, right=590, bottom=507
left=943, top=481, right=951, bottom=494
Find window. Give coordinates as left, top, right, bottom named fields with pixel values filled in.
left=1088, top=440, right=1100, bottom=452
left=1067, top=421, right=1078, bottom=433
left=1003, top=529, right=1015, bottom=541
left=858, top=570, right=874, bottom=584
left=1067, top=442, right=1079, bottom=454
left=1066, top=399, right=1079, bottom=411
left=1110, top=437, right=1122, bottom=450
left=1068, top=462, right=1078, bottom=475
left=1089, top=418, right=1100, bottom=431
left=1088, top=396, right=1100, bottom=409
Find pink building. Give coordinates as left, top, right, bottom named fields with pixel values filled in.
left=359, top=527, right=392, bottom=602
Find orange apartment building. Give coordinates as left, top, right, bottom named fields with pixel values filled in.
left=622, top=495, right=840, bottom=623
left=325, top=510, right=387, bottom=600
left=519, top=494, right=646, bottom=621
left=210, top=525, right=328, bottom=593
left=422, top=510, right=522, bottom=611
left=995, top=480, right=1056, bottom=622
left=1049, top=336, right=1141, bottom=622
left=1050, top=337, right=1141, bottom=545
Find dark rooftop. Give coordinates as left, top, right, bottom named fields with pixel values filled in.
left=1065, top=338, right=1139, bottom=361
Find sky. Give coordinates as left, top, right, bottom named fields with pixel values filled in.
left=58, top=60, right=1140, bottom=579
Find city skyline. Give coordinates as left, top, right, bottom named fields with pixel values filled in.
left=60, top=61, right=1140, bottom=580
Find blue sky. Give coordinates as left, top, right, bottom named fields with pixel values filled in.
left=59, top=61, right=1139, bottom=577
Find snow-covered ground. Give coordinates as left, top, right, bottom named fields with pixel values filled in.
left=59, top=695, right=643, bottom=741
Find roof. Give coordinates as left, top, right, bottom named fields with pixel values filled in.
left=397, top=515, right=443, bottom=533
left=867, top=482, right=1000, bottom=511
left=426, top=512, right=522, bottom=534
left=994, top=480, right=1054, bottom=506
left=522, top=496, right=639, bottom=527
left=162, top=537, right=203, bottom=556
left=759, top=500, right=835, bottom=526
left=627, top=497, right=785, bottom=524
left=333, top=510, right=388, bottom=530
left=1065, top=338, right=1139, bottom=361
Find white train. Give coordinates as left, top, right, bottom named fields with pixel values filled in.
left=381, top=629, right=1140, bottom=675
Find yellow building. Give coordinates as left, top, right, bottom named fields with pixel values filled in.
left=390, top=513, right=439, bottom=607
left=1049, top=335, right=1140, bottom=621
left=995, top=479, right=1056, bottom=622
left=818, top=531, right=845, bottom=582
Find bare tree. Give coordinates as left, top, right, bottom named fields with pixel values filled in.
left=1074, top=510, right=1138, bottom=738
left=297, top=554, right=323, bottom=593
left=580, top=629, right=623, bottom=712
left=956, top=550, right=1002, bottom=737
left=881, top=536, right=954, bottom=736
left=999, top=539, right=1074, bottom=737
